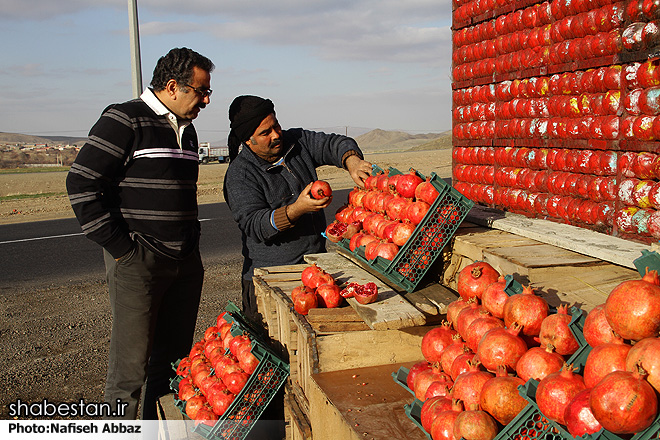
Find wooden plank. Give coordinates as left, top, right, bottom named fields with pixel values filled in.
left=255, top=263, right=309, bottom=275
left=307, top=307, right=364, bottom=322
left=486, top=243, right=602, bottom=268
left=305, top=252, right=427, bottom=330
left=405, top=283, right=459, bottom=320
left=307, top=362, right=427, bottom=440
left=313, top=322, right=371, bottom=333
left=284, top=391, right=312, bottom=440
left=452, top=229, right=543, bottom=262
left=466, top=206, right=650, bottom=269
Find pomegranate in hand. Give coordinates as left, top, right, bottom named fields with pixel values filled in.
left=311, top=180, right=332, bottom=199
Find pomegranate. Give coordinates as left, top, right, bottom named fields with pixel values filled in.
left=353, top=282, right=379, bottom=305
left=421, top=396, right=453, bottom=432
left=429, top=400, right=464, bottom=440
left=406, top=200, right=431, bottom=225
left=376, top=170, right=390, bottom=192
left=476, top=324, right=528, bottom=372
left=178, top=381, right=196, bottom=401
left=453, top=403, right=499, bottom=440
left=364, top=240, right=380, bottom=260
left=564, top=389, right=602, bottom=437
left=447, top=298, right=471, bottom=329
left=414, top=366, right=452, bottom=401
left=396, top=169, right=424, bottom=198
left=193, top=405, right=218, bottom=426
left=316, top=283, right=342, bottom=308
left=349, top=232, right=365, bottom=252
left=451, top=360, right=494, bottom=408
left=372, top=241, right=399, bottom=261
left=385, top=195, right=411, bottom=221
left=325, top=221, right=347, bottom=243
left=450, top=351, right=477, bottom=381
left=406, top=361, right=432, bottom=391
left=515, top=344, right=564, bottom=382
left=222, top=370, right=249, bottom=395
left=480, top=275, right=508, bottom=319
left=237, top=345, right=259, bottom=374
left=464, top=313, right=505, bottom=352
left=416, top=176, right=440, bottom=205
left=455, top=298, right=488, bottom=339
left=293, top=288, right=318, bottom=315
left=479, top=365, right=527, bottom=425
left=583, top=303, right=622, bottom=347
left=421, top=322, right=459, bottom=363
left=590, top=366, right=658, bottom=434
left=502, top=284, right=548, bottom=336
left=425, top=381, right=453, bottom=401
left=440, top=334, right=470, bottom=375
left=584, top=338, right=631, bottom=388
left=392, top=221, right=415, bottom=246
left=308, top=270, right=334, bottom=290
left=176, top=357, right=191, bottom=377
left=538, top=304, right=580, bottom=356
left=310, top=180, right=332, bottom=199
left=301, top=264, right=322, bottom=289
left=291, top=284, right=312, bottom=304
left=535, top=364, right=586, bottom=425
left=456, top=261, right=500, bottom=301
left=625, top=336, right=660, bottom=392
left=605, top=268, right=660, bottom=341
left=206, top=385, right=235, bottom=416
left=185, top=394, right=207, bottom=420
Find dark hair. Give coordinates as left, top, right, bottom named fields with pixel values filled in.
left=150, top=47, right=214, bottom=91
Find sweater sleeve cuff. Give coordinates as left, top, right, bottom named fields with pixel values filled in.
left=342, top=150, right=363, bottom=169
left=273, top=206, right=294, bottom=231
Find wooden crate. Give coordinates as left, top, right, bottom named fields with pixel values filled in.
left=252, top=252, right=433, bottom=399
left=444, top=224, right=641, bottom=311
left=305, top=362, right=427, bottom=440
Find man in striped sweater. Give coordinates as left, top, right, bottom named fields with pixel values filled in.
left=66, top=48, right=214, bottom=420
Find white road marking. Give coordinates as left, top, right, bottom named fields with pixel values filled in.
left=0, top=218, right=215, bottom=245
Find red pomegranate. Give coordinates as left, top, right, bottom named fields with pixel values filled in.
left=425, top=381, right=453, bottom=400
left=421, top=396, right=453, bottom=432
left=584, top=339, right=632, bottom=388
left=479, top=365, right=528, bottom=425
left=430, top=400, right=464, bottom=440
left=441, top=336, right=471, bottom=375
left=453, top=403, right=499, bottom=440
left=538, top=304, right=580, bottom=356
left=293, top=288, right=318, bottom=315
left=385, top=195, right=411, bottom=221
left=535, top=364, right=586, bottom=425
left=310, top=180, right=332, bottom=199
left=464, top=313, right=505, bottom=352
left=315, top=283, right=342, bottom=308
left=476, top=324, right=528, bottom=372
left=625, top=336, right=660, bottom=393
left=421, top=322, right=459, bottom=364
left=605, top=268, right=660, bottom=341
left=564, top=389, right=602, bottom=437
left=450, top=351, right=477, bottom=381
left=414, top=367, right=452, bottom=401
left=590, top=366, right=658, bottom=434
left=392, top=221, right=415, bottom=246
left=502, top=284, right=549, bottom=336
left=406, top=361, right=431, bottom=391
left=406, top=200, right=431, bottom=225
left=455, top=298, right=488, bottom=339
left=396, top=169, right=424, bottom=198
left=325, top=221, right=347, bottom=243
left=451, top=360, right=494, bottom=408
left=373, top=241, right=398, bottom=261
left=447, top=297, right=471, bottom=329
left=301, top=264, right=322, bottom=289
left=583, top=303, right=622, bottom=347
left=456, top=261, right=501, bottom=301
left=480, top=275, right=508, bottom=319
left=515, top=343, right=565, bottom=382
left=415, top=176, right=440, bottom=205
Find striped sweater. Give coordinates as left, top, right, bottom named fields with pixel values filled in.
left=66, top=90, right=201, bottom=260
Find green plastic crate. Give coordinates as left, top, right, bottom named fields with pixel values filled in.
left=171, top=303, right=289, bottom=440
left=337, top=166, right=474, bottom=292
left=391, top=366, right=414, bottom=396
left=633, top=249, right=660, bottom=277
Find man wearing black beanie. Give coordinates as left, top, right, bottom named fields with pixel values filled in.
left=223, top=95, right=372, bottom=320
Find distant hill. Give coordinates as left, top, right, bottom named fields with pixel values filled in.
left=0, top=132, right=86, bottom=145
left=408, top=131, right=453, bottom=151
left=355, top=129, right=449, bottom=152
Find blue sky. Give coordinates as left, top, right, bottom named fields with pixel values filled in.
left=1, top=0, right=453, bottom=143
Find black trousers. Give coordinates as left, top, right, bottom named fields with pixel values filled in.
left=103, top=242, right=204, bottom=419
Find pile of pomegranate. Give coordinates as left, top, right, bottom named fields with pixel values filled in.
left=328, top=168, right=440, bottom=262
left=292, top=263, right=379, bottom=315
left=174, top=312, right=261, bottom=426
left=407, top=260, right=660, bottom=440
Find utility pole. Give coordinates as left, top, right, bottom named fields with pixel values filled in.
left=128, top=0, right=143, bottom=98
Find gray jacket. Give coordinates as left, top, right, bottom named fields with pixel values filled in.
left=223, top=128, right=362, bottom=279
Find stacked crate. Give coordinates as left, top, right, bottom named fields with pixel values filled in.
left=451, top=0, right=660, bottom=243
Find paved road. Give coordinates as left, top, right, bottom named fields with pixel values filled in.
left=0, top=189, right=350, bottom=290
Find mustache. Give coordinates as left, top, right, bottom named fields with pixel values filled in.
left=270, top=138, right=281, bottom=147
left=197, top=103, right=206, bottom=110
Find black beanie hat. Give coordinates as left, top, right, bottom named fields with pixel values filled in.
left=227, top=95, right=275, bottom=161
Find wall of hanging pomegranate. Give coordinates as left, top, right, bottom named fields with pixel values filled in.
left=451, top=0, right=660, bottom=243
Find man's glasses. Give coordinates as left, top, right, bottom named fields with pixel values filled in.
left=184, top=84, right=212, bottom=98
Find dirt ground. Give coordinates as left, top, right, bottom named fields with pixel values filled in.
left=0, top=149, right=453, bottom=420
